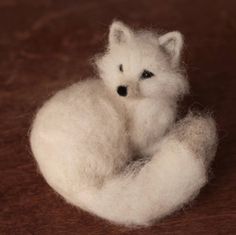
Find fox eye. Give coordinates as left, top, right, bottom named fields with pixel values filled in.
left=119, top=64, right=123, bottom=72
left=140, top=70, right=154, bottom=80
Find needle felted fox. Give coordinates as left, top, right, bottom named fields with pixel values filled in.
left=30, top=21, right=218, bottom=226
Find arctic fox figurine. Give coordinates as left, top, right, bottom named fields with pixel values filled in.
left=30, top=21, right=218, bottom=226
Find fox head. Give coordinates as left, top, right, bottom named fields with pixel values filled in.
left=95, top=21, right=189, bottom=100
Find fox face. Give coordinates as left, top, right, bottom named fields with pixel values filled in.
left=96, top=21, right=189, bottom=100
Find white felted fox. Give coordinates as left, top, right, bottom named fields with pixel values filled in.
left=30, top=21, right=218, bottom=226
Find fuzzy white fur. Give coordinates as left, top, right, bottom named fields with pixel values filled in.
left=30, top=21, right=218, bottom=227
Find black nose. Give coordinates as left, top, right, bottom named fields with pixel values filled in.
left=117, top=86, right=128, bottom=96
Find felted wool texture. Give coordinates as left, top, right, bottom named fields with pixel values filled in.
left=30, top=21, right=218, bottom=227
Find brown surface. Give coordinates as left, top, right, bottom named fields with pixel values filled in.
left=0, top=0, right=236, bottom=234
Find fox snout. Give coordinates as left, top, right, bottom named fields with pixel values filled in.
left=117, top=85, right=128, bottom=96
left=117, top=82, right=139, bottom=98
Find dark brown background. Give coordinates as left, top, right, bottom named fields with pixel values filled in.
left=0, top=0, right=236, bottom=234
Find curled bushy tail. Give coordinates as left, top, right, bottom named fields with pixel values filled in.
left=173, top=112, right=218, bottom=165
left=69, top=113, right=217, bottom=226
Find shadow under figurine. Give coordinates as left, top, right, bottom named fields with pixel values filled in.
left=30, top=21, right=218, bottom=227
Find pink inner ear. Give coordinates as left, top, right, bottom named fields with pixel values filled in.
left=159, top=32, right=183, bottom=67
left=109, top=21, right=132, bottom=45
left=113, top=29, right=125, bottom=43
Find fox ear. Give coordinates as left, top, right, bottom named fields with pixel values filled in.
left=109, top=20, right=133, bottom=47
left=159, top=31, right=183, bottom=67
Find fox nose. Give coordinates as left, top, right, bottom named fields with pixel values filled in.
left=117, top=86, right=128, bottom=96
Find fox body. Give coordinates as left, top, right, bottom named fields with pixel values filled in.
left=30, top=21, right=217, bottom=226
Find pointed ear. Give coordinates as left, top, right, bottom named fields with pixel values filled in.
left=159, top=31, right=184, bottom=67
left=109, top=20, right=133, bottom=47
